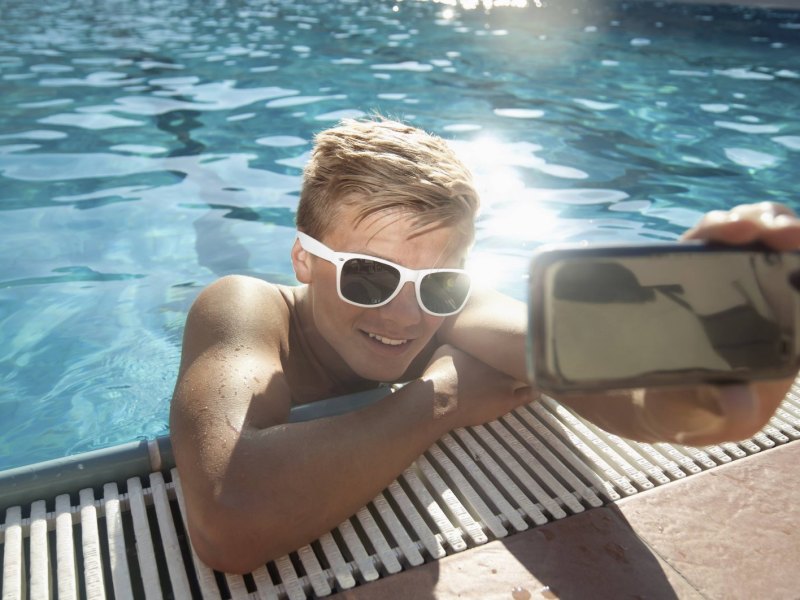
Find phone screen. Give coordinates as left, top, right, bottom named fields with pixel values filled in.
left=528, top=246, right=800, bottom=392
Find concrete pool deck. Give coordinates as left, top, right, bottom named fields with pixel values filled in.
left=332, top=438, right=799, bottom=599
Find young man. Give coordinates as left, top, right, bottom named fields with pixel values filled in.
left=170, top=118, right=800, bottom=574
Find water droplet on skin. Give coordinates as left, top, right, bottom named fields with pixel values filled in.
left=511, top=586, right=531, bottom=600
left=541, top=586, right=559, bottom=599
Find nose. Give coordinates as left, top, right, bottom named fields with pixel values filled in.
left=379, top=282, right=423, bottom=326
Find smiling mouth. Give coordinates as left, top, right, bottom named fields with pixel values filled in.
left=366, top=332, right=410, bottom=346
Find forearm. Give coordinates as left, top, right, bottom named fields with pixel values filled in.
left=183, top=378, right=453, bottom=573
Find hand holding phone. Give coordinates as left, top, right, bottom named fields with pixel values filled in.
left=527, top=243, right=800, bottom=394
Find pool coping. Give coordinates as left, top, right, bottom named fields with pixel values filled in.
left=0, top=386, right=393, bottom=516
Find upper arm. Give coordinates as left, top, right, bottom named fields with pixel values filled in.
left=169, top=276, right=291, bottom=495
left=435, top=286, right=529, bottom=383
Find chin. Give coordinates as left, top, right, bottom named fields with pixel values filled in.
left=354, top=363, right=409, bottom=384
left=348, top=350, right=416, bottom=382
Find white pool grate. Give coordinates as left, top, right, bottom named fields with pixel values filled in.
left=3, top=390, right=800, bottom=599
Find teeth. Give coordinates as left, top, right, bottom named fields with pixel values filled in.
left=367, top=333, right=408, bottom=346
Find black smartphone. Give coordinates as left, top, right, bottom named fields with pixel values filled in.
left=527, top=242, right=800, bottom=393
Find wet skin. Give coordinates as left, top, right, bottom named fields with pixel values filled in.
left=170, top=201, right=800, bottom=573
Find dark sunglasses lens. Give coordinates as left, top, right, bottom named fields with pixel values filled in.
left=420, top=272, right=471, bottom=314
left=340, top=259, right=401, bottom=306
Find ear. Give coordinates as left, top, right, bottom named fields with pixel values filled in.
left=291, top=238, right=313, bottom=283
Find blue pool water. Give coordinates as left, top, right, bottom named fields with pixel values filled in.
left=1, top=0, right=799, bottom=471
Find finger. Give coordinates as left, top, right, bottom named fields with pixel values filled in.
left=562, top=385, right=757, bottom=445
left=682, top=204, right=800, bottom=249
left=758, top=214, right=800, bottom=250
left=681, top=210, right=761, bottom=244
left=751, top=376, right=795, bottom=424
left=674, top=384, right=759, bottom=446
left=730, top=201, right=796, bottom=220
left=513, top=384, right=536, bottom=402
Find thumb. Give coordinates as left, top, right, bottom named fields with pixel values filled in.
left=675, top=384, right=759, bottom=445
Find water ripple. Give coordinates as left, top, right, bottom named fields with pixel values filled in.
left=0, top=0, right=798, bottom=469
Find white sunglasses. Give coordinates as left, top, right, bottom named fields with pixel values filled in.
left=297, top=231, right=472, bottom=316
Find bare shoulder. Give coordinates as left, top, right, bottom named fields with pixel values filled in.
left=171, top=275, right=294, bottom=440
left=187, top=275, right=286, bottom=336
left=177, top=275, right=290, bottom=369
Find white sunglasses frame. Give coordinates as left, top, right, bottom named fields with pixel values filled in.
left=296, top=231, right=471, bottom=316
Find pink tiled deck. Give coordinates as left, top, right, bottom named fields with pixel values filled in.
left=332, top=440, right=800, bottom=600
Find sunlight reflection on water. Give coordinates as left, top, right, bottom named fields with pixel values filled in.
left=0, top=0, right=798, bottom=468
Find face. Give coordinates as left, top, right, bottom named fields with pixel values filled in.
left=294, top=207, right=470, bottom=383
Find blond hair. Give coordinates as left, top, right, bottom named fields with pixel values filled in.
left=296, top=118, right=479, bottom=246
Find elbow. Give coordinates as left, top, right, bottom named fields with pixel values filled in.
left=186, top=518, right=259, bottom=575
left=187, top=515, right=277, bottom=575
left=183, top=496, right=294, bottom=575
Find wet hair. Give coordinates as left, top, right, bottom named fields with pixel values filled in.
left=296, top=117, right=479, bottom=246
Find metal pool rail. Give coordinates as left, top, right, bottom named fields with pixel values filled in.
left=2, top=388, right=800, bottom=599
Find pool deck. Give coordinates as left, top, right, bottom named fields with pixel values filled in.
left=332, top=438, right=799, bottom=600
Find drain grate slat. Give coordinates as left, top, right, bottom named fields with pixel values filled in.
left=251, top=565, right=282, bottom=600
left=78, top=488, right=105, bottom=599
left=170, top=468, right=223, bottom=599
left=3, top=393, right=800, bottom=599
left=400, top=465, right=466, bottom=552
left=2, top=506, right=23, bottom=600
left=370, top=492, right=424, bottom=568
left=316, top=531, right=354, bottom=591
left=439, top=433, right=527, bottom=533
left=504, top=411, right=599, bottom=509
left=453, top=427, right=548, bottom=526
left=385, top=480, right=444, bottom=560
left=539, top=398, right=640, bottom=495
left=655, top=442, right=704, bottom=474
left=482, top=421, right=573, bottom=517
left=55, top=494, right=78, bottom=600
left=273, top=554, right=306, bottom=600
left=416, top=454, right=488, bottom=545
left=427, top=443, right=508, bottom=539
left=224, top=571, right=250, bottom=600
left=336, top=518, right=377, bottom=583
left=296, top=544, right=331, bottom=597
left=353, top=506, right=401, bottom=576
left=150, top=472, right=192, bottom=598
left=103, top=483, right=134, bottom=600
left=29, top=500, right=49, bottom=599
left=525, top=404, right=612, bottom=505
left=126, top=477, right=163, bottom=600
left=607, top=433, right=673, bottom=484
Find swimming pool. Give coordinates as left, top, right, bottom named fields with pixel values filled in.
left=1, top=0, right=798, bottom=471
